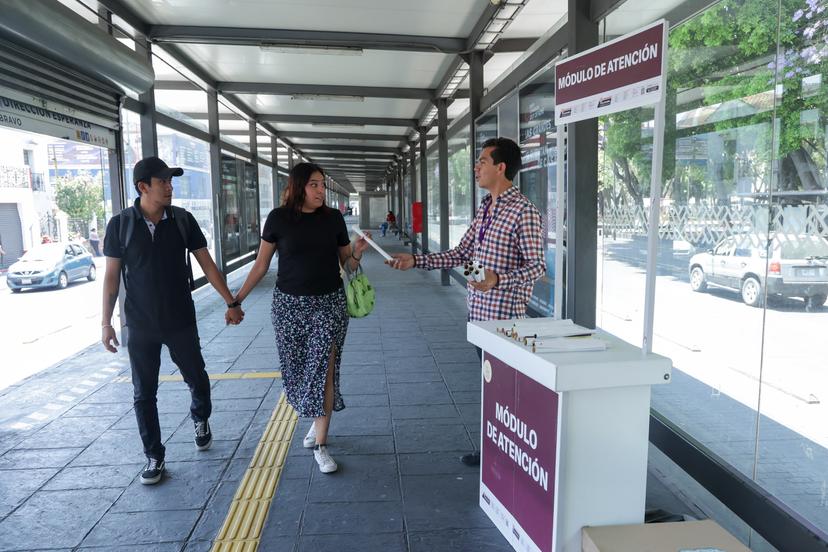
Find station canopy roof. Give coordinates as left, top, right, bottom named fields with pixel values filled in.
left=99, top=0, right=567, bottom=192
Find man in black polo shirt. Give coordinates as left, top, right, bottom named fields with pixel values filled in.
left=101, top=156, right=244, bottom=485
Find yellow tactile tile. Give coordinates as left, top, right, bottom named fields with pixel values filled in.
left=211, top=393, right=298, bottom=552
left=113, top=371, right=282, bottom=384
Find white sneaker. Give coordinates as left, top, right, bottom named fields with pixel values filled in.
left=303, top=424, right=316, bottom=448
left=314, top=445, right=338, bottom=473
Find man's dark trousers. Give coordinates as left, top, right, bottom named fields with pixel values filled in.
left=127, top=324, right=212, bottom=460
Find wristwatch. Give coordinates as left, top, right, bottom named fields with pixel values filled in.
left=227, top=300, right=242, bottom=308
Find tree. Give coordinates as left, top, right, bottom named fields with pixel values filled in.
left=54, top=174, right=104, bottom=224
left=599, top=0, right=828, bottom=212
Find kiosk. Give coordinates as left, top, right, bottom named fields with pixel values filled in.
left=467, top=318, right=672, bottom=552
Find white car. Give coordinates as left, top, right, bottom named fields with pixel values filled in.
left=689, top=233, right=828, bottom=311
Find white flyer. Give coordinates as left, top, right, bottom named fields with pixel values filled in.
left=353, top=227, right=393, bottom=261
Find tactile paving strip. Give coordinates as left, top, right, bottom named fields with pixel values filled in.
left=211, top=393, right=298, bottom=552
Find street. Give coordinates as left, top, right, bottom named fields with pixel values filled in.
left=0, top=258, right=115, bottom=392
left=598, top=237, right=828, bottom=450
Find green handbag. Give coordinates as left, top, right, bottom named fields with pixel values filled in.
left=345, top=265, right=375, bottom=318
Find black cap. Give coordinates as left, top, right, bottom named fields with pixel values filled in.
left=133, top=156, right=184, bottom=185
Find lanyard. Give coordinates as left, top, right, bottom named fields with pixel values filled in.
left=477, top=202, right=495, bottom=244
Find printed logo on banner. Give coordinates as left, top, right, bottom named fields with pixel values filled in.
left=0, top=95, right=115, bottom=148
left=554, top=20, right=667, bottom=125
left=481, top=353, right=560, bottom=552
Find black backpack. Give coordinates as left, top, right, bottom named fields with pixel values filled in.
left=118, top=205, right=195, bottom=291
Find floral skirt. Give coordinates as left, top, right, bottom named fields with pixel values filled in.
left=271, top=287, right=348, bottom=417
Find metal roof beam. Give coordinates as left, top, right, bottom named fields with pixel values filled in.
left=182, top=112, right=241, bottom=120
left=148, top=25, right=467, bottom=54
left=96, top=0, right=149, bottom=35
left=490, top=37, right=538, bottom=53
left=218, top=82, right=434, bottom=100
left=296, top=144, right=399, bottom=153
left=310, top=153, right=395, bottom=161
left=154, top=80, right=202, bottom=90
left=258, top=114, right=418, bottom=127
left=280, top=131, right=406, bottom=141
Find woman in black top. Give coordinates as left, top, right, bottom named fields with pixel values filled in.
left=232, top=163, right=368, bottom=474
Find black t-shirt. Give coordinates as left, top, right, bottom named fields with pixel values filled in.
left=104, top=205, right=208, bottom=332
left=261, top=206, right=350, bottom=296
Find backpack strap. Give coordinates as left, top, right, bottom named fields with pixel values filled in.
left=170, top=205, right=195, bottom=291
left=118, top=206, right=138, bottom=291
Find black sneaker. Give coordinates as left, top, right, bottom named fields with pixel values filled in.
left=194, top=420, right=212, bottom=451
left=140, top=457, right=165, bottom=485
left=460, top=451, right=480, bottom=466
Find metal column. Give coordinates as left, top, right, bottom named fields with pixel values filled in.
left=207, top=89, right=224, bottom=274
left=138, top=38, right=157, bottom=158
left=419, top=127, right=428, bottom=253
left=467, top=50, right=484, bottom=211
left=249, top=119, right=260, bottom=251
left=409, top=142, right=417, bottom=254
left=271, top=135, right=279, bottom=206
left=437, top=98, right=450, bottom=285
left=288, top=147, right=295, bottom=170
left=110, top=110, right=128, bottom=343
left=397, top=160, right=404, bottom=236
left=565, top=0, right=599, bottom=328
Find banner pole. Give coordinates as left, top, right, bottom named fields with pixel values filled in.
left=642, top=22, right=669, bottom=355
left=554, top=124, right=566, bottom=320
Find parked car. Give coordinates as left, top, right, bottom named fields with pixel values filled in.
left=7, top=242, right=96, bottom=293
left=688, top=233, right=828, bottom=311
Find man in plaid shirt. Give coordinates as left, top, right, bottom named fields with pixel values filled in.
left=388, top=137, right=545, bottom=465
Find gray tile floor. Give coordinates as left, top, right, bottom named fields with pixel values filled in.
left=0, top=230, right=693, bottom=551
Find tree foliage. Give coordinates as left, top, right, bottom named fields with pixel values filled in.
left=54, top=174, right=104, bottom=223
left=600, top=0, right=828, bottom=210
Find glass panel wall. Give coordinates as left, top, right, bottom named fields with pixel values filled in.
left=242, top=163, right=259, bottom=254
left=220, top=155, right=241, bottom=263
left=121, top=108, right=142, bottom=203
left=427, top=148, right=441, bottom=252
left=476, top=111, right=499, bottom=206
left=599, top=0, right=828, bottom=543
left=519, top=64, right=560, bottom=317
left=156, top=125, right=215, bottom=279
left=258, top=162, right=274, bottom=229
left=448, top=123, right=472, bottom=248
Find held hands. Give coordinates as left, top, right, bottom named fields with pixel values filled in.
left=386, top=253, right=415, bottom=271
left=102, top=325, right=119, bottom=353
left=225, top=303, right=244, bottom=325
left=469, top=268, right=498, bottom=292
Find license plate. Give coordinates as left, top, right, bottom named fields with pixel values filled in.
left=21, top=278, right=31, bottom=285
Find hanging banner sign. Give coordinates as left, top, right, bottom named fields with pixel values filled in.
left=554, top=20, right=667, bottom=125
left=0, top=95, right=115, bottom=149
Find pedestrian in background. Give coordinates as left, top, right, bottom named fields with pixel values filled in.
left=88, top=228, right=101, bottom=256
left=231, top=162, right=369, bottom=474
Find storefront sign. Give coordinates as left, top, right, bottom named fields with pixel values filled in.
left=0, top=95, right=115, bottom=149
left=481, top=353, right=560, bottom=552
left=554, top=20, right=667, bottom=124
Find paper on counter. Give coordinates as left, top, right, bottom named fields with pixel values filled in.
left=353, top=227, right=393, bottom=261
left=506, top=319, right=596, bottom=338
left=531, top=337, right=608, bottom=353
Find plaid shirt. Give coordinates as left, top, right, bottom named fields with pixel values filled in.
left=414, top=186, right=545, bottom=321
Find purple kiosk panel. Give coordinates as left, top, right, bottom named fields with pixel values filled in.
left=481, top=352, right=561, bottom=552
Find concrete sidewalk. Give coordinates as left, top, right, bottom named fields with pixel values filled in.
left=0, top=230, right=691, bottom=551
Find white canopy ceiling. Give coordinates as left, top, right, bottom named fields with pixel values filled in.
left=111, top=0, right=568, bottom=190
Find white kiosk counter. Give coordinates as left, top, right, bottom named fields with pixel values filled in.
left=467, top=318, right=672, bottom=552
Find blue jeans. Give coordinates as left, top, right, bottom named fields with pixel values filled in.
left=380, top=222, right=388, bottom=236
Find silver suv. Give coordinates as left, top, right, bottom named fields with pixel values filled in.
left=688, top=233, right=828, bottom=311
